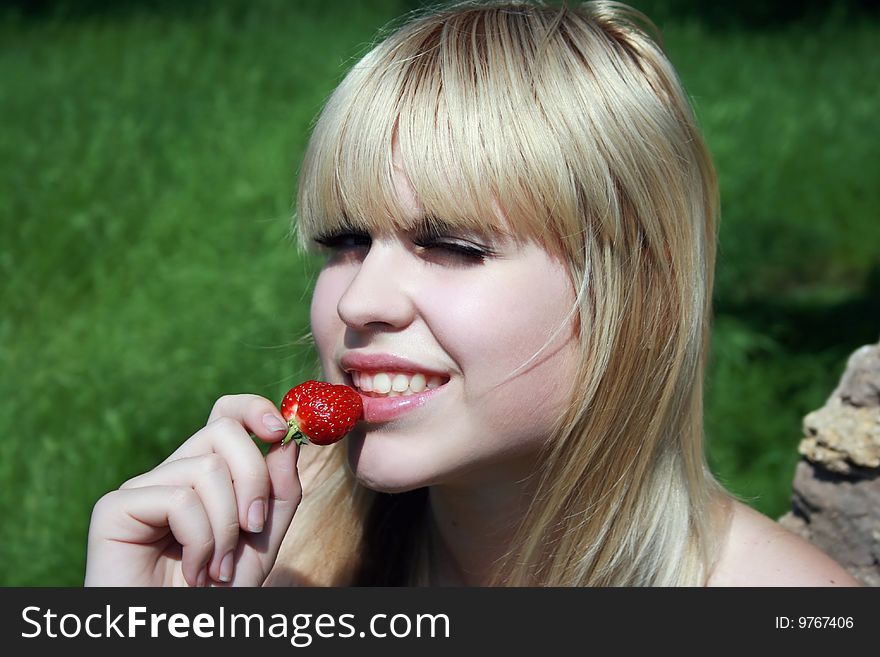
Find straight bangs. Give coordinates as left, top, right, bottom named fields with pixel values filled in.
left=294, top=5, right=598, bottom=260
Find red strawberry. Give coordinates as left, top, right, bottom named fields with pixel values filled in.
left=279, top=380, right=363, bottom=446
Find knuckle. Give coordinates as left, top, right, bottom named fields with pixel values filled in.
left=197, top=453, right=228, bottom=477
left=196, top=535, right=215, bottom=554
left=220, top=518, right=241, bottom=541
left=243, top=464, right=268, bottom=484
left=91, top=491, right=119, bottom=520
left=210, top=393, right=267, bottom=423
left=210, top=395, right=235, bottom=417
left=118, top=475, right=141, bottom=490
left=209, top=394, right=254, bottom=419
left=209, top=415, right=241, bottom=436
left=168, top=486, right=199, bottom=510
left=240, top=469, right=271, bottom=500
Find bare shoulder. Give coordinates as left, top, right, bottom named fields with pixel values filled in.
left=706, top=500, right=862, bottom=587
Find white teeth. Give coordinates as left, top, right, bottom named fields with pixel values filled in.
left=409, top=373, right=427, bottom=393
left=372, top=373, right=392, bottom=394
left=350, top=370, right=447, bottom=396
left=391, top=374, right=410, bottom=392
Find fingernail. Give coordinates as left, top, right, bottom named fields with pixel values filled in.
left=263, top=413, right=288, bottom=433
left=197, top=566, right=207, bottom=588
left=219, top=551, right=234, bottom=583
left=248, top=499, right=265, bottom=533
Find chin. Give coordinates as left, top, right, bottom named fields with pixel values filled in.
left=354, top=475, right=422, bottom=494
left=345, top=430, right=438, bottom=494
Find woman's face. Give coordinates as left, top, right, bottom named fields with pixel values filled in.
left=310, top=163, right=580, bottom=493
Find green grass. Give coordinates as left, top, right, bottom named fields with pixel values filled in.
left=668, top=16, right=880, bottom=513
left=1, top=1, right=877, bottom=585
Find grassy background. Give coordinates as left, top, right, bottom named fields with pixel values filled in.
left=1, top=0, right=877, bottom=585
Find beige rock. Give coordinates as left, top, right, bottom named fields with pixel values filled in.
left=800, top=397, right=880, bottom=474
left=778, top=337, right=880, bottom=586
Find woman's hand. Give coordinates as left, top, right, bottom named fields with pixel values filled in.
left=84, top=394, right=301, bottom=587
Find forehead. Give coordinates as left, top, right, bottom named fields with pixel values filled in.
left=386, top=160, right=518, bottom=243
left=390, top=155, right=422, bottom=220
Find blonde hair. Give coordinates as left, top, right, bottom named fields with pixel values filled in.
left=274, top=0, right=731, bottom=586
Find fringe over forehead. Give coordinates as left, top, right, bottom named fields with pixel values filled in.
left=295, top=1, right=713, bottom=278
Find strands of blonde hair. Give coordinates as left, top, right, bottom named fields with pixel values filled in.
left=275, top=0, right=731, bottom=587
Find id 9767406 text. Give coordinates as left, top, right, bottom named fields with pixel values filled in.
left=774, top=617, right=854, bottom=630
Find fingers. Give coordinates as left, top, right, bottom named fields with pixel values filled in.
left=139, top=393, right=304, bottom=581
left=207, top=393, right=290, bottom=444
left=121, top=455, right=240, bottom=583
left=204, top=395, right=304, bottom=577
left=162, top=415, right=273, bottom=534
left=92, top=486, right=214, bottom=587
left=254, top=440, right=302, bottom=568
left=88, top=394, right=305, bottom=587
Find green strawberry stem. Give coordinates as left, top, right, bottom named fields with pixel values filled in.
left=282, top=418, right=310, bottom=447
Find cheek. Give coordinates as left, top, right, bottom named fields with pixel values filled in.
left=431, top=267, right=578, bottom=443
left=309, top=270, right=345, bottom=358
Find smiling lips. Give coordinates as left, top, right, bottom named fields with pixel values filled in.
left=339, top=352, right=453, bottom=422
left=350, top=370, right=449, bottom=397
left=353, top=381, right=450, bottom=423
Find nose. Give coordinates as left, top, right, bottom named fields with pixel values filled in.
left=335, top=239, right=416, bottom=330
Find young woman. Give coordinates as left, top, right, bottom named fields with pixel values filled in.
left=85, top=1, right=860, bottom=587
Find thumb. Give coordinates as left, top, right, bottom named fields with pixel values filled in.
left=254, top=441, right=302, bottom=570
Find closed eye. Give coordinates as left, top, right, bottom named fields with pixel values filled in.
left=313, top=231, right=371, bottom=250
left=313, top=231, right=492, bottom=264
left=412, top=239, right=489, bottom=262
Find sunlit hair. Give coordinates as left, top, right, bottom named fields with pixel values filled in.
left=273, top=0, right=732, bottom=586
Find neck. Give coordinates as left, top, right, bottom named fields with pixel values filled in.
left=426, top=463, right=540, bottom=587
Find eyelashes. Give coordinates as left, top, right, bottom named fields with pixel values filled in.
left=312, top=229, right=494, bottom=263
left=313, top=230, right=372, bottom=250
